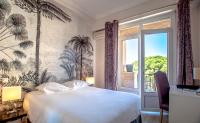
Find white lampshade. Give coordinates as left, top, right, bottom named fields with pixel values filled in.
left=193, top=68, right=200, bottom=80
left=86, top=77, right=95, bottom=85
left=2, top=86, right=21, bottom=102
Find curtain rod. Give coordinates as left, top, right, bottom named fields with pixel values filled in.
left=94, top=2, right=179, bottom=33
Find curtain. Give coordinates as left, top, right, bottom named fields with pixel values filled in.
left=177, top=0, right=194, bottom=85
left=105, top=20, right=119, bottom=90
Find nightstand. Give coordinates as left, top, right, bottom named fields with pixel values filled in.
left=0, top=100, right=27, bottom=123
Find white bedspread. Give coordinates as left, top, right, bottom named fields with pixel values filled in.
left=23, top=87, right=140, bottom=123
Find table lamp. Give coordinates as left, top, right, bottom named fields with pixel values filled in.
left=2, top=86, right=21, bottom=102
left=86, top=77, right=95, bottom=85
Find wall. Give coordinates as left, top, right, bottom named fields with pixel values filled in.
left=199, top=4, right=200, bottom=66
left=93, top=31, right=105, bottom=88
left=1, top=0, right=93, bottom=84
left=191, top=1, right=200, bottom=67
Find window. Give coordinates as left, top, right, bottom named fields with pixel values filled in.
left=120, top=26, right=139, bottom=90
left=121, top=38, right=139, bottom=89
left=120, top=26, right=139, bottom=40
left=143, top=19, right=171, bottom=30
left=144, top=32, right=168, bottom=92
left=119, top=18, right=171, bottom=93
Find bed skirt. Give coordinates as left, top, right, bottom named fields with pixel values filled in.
left=27, top=115, right=142, bottom=123
left=131, top=115, right=142, bottom=123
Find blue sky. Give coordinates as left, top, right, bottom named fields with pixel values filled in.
left=125, top=33, right=167, bottom=64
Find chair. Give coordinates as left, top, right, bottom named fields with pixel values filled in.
left=154, top=71, right=170, bottom=123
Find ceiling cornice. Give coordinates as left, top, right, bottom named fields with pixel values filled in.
left=94, top=0, right=149, bottom=19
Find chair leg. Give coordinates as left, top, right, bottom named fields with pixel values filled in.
left=160, top=109, right=163, bottom=123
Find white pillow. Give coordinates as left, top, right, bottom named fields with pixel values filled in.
left=36, top=82, right=70, bottom=94
left=43, top=86, right=69, bottom=94
left=63, top=81, right=75, bottom=88
left=63, top=80, right=89, bottom=90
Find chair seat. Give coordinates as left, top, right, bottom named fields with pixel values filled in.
left=161, top=104, right=169, bottom=111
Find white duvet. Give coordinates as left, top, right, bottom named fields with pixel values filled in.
left=23, top=87, right=141, bottom=123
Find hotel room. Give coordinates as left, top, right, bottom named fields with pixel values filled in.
left=0, top=0, right=200, bottom=123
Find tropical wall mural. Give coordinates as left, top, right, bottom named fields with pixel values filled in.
left=0, top=0, right=93, bottom=88
left=13, top=0, right=72, bottom=83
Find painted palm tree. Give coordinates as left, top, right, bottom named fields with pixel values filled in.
left=68, top=36, right=93, bottom=80
left=60, top=46, right=81, bottom=79
left=19, top=69, right=52, bottom=86
left=60, top=63, right=75, bottom=80
left=0, top=0, right=11, bottom=28
left=14, top=0, right=72, bottom=82
left=0, top=14, right=33, bottom=70
left=1, top=14, right=27, bottom=41
left=60, top=45, right=93, bottom=79
left=0, top=59, right=10, bottom=74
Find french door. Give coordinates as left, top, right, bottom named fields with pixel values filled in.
left=119, top=15, right=175, bottom=110
left=140, top=28, right=172, bottom=110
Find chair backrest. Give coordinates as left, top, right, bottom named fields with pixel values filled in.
left=154, top=71, right=170, bottom=107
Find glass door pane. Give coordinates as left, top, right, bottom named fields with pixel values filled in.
left=122, top=38, right=139, bottom=89
left=144, top=33, right=168, bottom=92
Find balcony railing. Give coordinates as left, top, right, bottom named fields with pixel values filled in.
left=144, top=73, right=156, bottom=92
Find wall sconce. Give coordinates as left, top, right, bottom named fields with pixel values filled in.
left=86, top=77, right=95, bottom=85
left=2, top=86, right=22, bottom=102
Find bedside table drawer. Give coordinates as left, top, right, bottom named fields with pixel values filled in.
left=0, top=101, right=27, bottom=122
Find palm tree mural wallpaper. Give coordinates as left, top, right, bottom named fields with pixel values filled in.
left=0, top=0, right=93, bottom=87
left=13, top=0, right=72, bottom=82
left=0, top=0, right=72, bottom=87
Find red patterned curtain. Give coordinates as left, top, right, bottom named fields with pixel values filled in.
left=105, top=20, right=119, bottom=90
left=177, top=0, right=194, bottom=85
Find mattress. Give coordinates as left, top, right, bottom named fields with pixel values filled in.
left=23, top=87, right=141, bottom=123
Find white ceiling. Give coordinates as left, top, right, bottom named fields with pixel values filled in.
left=60, top=0, right=150, bottom=19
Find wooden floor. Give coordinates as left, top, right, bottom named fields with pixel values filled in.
left=142, top=111, right=168, bottom=123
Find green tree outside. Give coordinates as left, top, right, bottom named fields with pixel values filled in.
left=133, top=56, right=167, bottom=91
left=133, top=56, right=167, bottom=72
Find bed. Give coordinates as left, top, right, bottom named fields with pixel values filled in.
left=23, top=86, right=141, bottom=123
